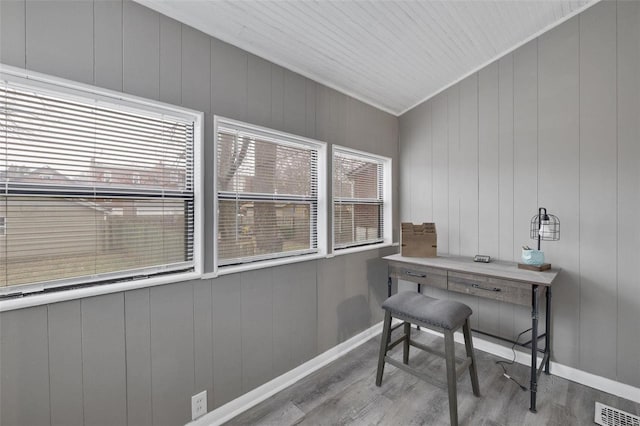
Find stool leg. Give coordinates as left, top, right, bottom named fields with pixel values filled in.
left=444, top=330, right=459, bottom=426
left=376, top=311, right=392, bottom=386
left=462, top=319, right=481, bottom=397
left=403, top=322, right=411, bottom=365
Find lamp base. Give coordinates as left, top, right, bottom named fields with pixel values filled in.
left=518, top=263, right=551, bottom=271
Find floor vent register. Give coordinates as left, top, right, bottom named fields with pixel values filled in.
left=595, top=402, right=640, bottom=426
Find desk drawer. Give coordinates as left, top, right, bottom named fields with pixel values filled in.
left=447, top=271, right=532, bottom=306
left=389, top=262, right=447, bottom=290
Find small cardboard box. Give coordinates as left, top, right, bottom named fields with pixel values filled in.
left=401, top=223, right=437, bottom=258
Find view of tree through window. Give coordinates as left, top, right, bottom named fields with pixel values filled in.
left=216, top=123, right=319, bottom=265
left=0, top=83, right=196, bottom=291
left=333, top=148, right=385, bottom=249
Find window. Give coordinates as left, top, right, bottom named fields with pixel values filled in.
left=215, top=117, right=326, bottom=270
left=0, top=217, right=5, bottom=236
left=1, top=68, right=202, bottom=295
left=332, top=146, right=391, bottom=250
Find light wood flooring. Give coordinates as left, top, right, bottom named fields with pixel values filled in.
left=226, top=330, right=640, bottom=425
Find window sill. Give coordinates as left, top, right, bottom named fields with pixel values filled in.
left=204, top=252, right=327, bottom=279
left=0, top=271, right=202, bottom=313
left=329, top=241, right=399, bottom=257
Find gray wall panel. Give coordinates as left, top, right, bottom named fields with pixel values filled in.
left=159, top=15, right=182, bottom=105
left=314, top=85, right=331, bottom=143
left=512, top=41, right=538, bottom=259
left=0, top=306, right=50, bottom=426
left=398, top=106, right=416, bottom=222
left=498, top=54, right=515, bottom=263
left=477, top=62, right=502, bottom=337
left=94, top=0, right=122, bottom=91
left=194, top=280, right=214, bottom=409
left=305, top=80, right=317, bottom=139
left=318, top=249, right=383, bottom=348
left=283, top=69, right=307, bottom=136
left=247, top=54, right=272, bottom=127
left=211, top=275, right=243, bottom=408
left=496, top=54, right=517, bottom=341
left=315, top=86, right=347, bottom=146
left=272, top=262, right=317, bottom=375
left=342, top=251, right=375, bottom=339
left=48, top=301, right=83, bottom=426
left=538, top=17, right=580, bottom=367
left=150, top=283, right=195, bottom=426
left=578, top=1, right=618, bottom=379
left=272, top=264, right=299, bottom=377
left=123, top=0, right=159, bottom=100
left=458, top=75, right=479, bottom=257
left=26, top=0, right=93, bottom=84
left=616, top=0, right=640, bottom=387
left=270, top=64, right=284, bottom=129
left=294, top=262, right=319, bottom=365
left=399, top=1, right=639, bottom=387
left=81, top=294, right=127, bottom=426
left=511, top=38, right=538, bottom=371
left=317, top=256, right=346, bottom=352
left=346, top=98, right=385, bottom=155
left=432, top=93, right=449, bottom=254
left=182, top=26, right=211, bottom=113
left=0, top=0, right=25, bottom=68
left=478, top=62, right=500, bottom=258
left=212, top=39, right=248, bottom=121
left=496, top=54, right=517, bottom=339
left=124, top=289, right=153, bottom=426
left=241, top=269, right=274, bottom=392
left=411, top=102, right=432, bottom=222
left=447, top=86, right=460, bottom=255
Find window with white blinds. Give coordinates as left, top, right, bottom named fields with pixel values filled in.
left=215, top=118, right=325, bottom=267
left=333, top=146, right=391, bottom=250
left=0, top=72, right=201, bottom=295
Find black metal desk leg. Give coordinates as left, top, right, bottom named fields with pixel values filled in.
left=530, top=285, right=539, bottom=413
left=545, top=286, right=552, bottom=374
left=387, top=275, right=392, bottom=298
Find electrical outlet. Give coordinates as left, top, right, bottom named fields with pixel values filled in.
left=191, top=390, right=207, bottom=420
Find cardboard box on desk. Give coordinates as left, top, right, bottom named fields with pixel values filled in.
left=401, top=223, right=437, bottom=257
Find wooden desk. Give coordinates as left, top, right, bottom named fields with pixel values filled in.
left=383, top=254, right=560, bottom=413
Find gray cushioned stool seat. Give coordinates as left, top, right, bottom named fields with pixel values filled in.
left=376, top=291, right=480, bottom=425
left=382, top=291, right=472, bottom=330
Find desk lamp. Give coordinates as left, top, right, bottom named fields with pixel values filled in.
left=530, top=207, right=560, bottom=249
left=519, top=207, right=560, bottom=271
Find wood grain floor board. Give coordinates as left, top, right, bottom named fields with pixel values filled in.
left=226, top=331, right=639, bottom=425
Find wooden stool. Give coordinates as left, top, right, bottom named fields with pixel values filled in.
left=375, top=291, right=480, bottom=426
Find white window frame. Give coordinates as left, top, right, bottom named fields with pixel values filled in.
left=212, top=116, right=327, bottom=276
left=0, top=64, right=203, bottom=307
left=331, top=145, right=392, bottom=255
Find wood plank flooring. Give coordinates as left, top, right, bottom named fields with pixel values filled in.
left=226, top=330, right=639, bottom=425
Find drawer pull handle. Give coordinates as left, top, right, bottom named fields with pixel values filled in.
left=405, top=271, right=427, bottom=278
left=471, top=283, right=502, bottom=292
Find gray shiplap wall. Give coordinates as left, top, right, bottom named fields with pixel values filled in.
left=399, top=0, right=639, bottom=388
left=0, top=1, right=399, bottom=425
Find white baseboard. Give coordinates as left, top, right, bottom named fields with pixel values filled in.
left=188, top=321, right=639, bottom=426
left=550, top=362, right=640, bottom=403
left=187, top=321, right=386, bottom=426
left=417, top=326, right=640, bottom=403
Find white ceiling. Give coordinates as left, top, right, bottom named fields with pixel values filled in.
left=136, top=0, right=597, bottom=116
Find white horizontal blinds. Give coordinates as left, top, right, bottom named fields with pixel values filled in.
left=333, top=149, right=384, bottom=249
left=217, top=125, right=318, bottom=265
left=0, top=83, right=195, bottom=291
